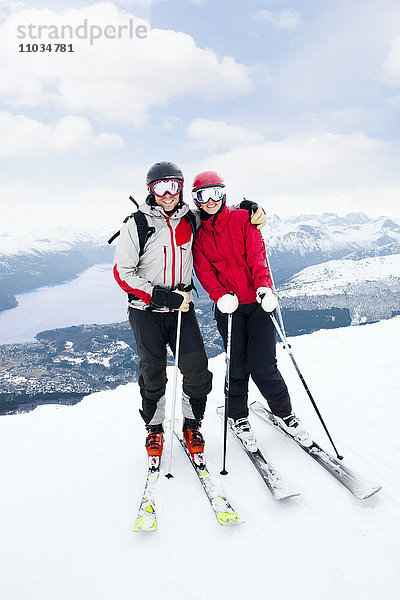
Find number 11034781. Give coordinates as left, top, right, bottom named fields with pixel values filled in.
left=18, top=43, right=74, bottom=52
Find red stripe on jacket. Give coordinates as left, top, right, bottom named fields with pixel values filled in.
left=113, top=264, right=152, bottom=305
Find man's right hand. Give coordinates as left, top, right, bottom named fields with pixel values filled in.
left=151, top=285, right=189, bottom=312
left=168, top=289, right=190, bottom=312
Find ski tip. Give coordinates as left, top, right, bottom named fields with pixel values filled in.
left=133, top=518, right=157, bottom=532
left=275, top=491, right=301, bottom=500
left=357, top=485, right=382, bottom=500
left=217, top=512, right=243, bottom=526
left=165, top=473, right=174, bottom=479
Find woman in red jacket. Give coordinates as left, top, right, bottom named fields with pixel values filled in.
left=192, top=170, right=311, bottom=450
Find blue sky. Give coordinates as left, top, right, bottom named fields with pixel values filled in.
left=0, top=0, right=400, bottom=232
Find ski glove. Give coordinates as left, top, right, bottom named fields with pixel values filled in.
left=239, top=200, right=267, bottom=229
left=217, top=292, right=239, bottom=314
left=250, top=207, right=267, bottom=229
left=256, top=287, right=278, bottom=312
left=151, top=285, right=190, bottom=312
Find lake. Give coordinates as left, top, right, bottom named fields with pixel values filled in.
left=0, top=264, right=128, bottom=345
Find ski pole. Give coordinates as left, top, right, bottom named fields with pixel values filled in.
left=263, top=241, right=287, bottom=339
left=270, top=312, right=343, bottom=460
left=165, top=310, right=183, bottom=479
left=220, top=313, right=233, bottom=475
left=259, top=230, right=343, bottom=458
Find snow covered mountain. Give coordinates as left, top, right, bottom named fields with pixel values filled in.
left=0, top=318, right=398, bottom=600
left=1, top=213, right=399, bottom=315
left=279, top=253, right=400, bottom=325
left=265, top=212, right=400, bottom=282
left=0, top=226, right=114, bottom=310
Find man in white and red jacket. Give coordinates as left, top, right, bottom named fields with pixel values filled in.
left=192, top=170, right=311, bottom=450
left=114, top=162, right=212, bottom=463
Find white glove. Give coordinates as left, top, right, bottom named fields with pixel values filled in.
left=217, top=293, right=239, bottom=314
left=256, top=287, right=278, bottom=312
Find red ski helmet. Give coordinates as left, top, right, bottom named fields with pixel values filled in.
left=192, top=171, right=226, bottom=208
left=192, top=170, right=224, bottom=191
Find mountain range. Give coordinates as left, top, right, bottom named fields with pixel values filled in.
left=1, top=212, right=399, bottom=323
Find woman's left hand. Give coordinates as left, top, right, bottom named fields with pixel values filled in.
left=256, top=287, right=278, bottom=312
left=251, top=206, right=267, bottom=229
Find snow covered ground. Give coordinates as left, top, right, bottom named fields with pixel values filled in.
left=0, top=317, right=399, bottom=600
left=279, top=253, right=400, bottom=297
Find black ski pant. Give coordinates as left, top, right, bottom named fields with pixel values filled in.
left=128, top=306, right=212, bottom=427
left=215, top=302, right=292, bottom=420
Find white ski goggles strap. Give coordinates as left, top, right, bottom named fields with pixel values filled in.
left=192, top=186, right=225, bottom=204
left=150, top=179, right=182, bottom=197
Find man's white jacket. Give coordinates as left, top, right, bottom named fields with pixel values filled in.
left=113, top=202, right=196, bottom=311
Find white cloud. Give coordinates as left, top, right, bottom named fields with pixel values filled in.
left=186, top=118, right=264, bottom=151
left=157, top=115, right=183, bottom=130
left=0, top=181, right=129, bottom=233
left=254, top=9, right=303, bottom=31
left=383, top=34, right=400, bottom=83
left=181, top=130, right=398, bottom=216
left=0, top=1, right=23, bottom=20
left=1, top=129, right=399, bottom=233
left=0, top=112, right=124, bottom=158
left=0, top=3, right=255, bottom=126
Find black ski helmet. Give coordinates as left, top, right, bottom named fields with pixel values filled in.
left=146, top=161, right=184, bottom=186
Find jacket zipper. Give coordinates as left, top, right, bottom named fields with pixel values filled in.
left=166, top=218, right=175, bottom=289
left=163, top=246, right=167, bottom=284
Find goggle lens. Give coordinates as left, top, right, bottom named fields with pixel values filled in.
left=151, top=179, right=182, bottom=197
left=192, top=186, right=225, bottom=204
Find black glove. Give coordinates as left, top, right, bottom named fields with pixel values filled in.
left=151, top=285, right=189, bottom=311
left=239, top=199, right=258, bottom=215
left=240, top=198, right=266, bottom=229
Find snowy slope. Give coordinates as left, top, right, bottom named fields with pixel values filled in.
left=279, top=253, right=400, bottom=297
left=0, top=318, right=399, bottom=600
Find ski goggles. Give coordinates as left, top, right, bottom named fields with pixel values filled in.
left=150, top=179, right=183, bottom=197
left=192, top=186, right=225, bottom=204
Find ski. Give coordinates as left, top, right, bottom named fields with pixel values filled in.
left=216, top=406, right=300, bottom=500
left=174, top=426, right=243, bottom=526
left=133, top=456, right=160, bottom=532
left=250, top=400, right=382, bottom=500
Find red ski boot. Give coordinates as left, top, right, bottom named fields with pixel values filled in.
left=183, top=420, right=205, bottom=467
left=145, top=425, right=163, bottom=470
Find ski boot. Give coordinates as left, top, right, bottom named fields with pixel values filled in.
left=183, top=419, right=205, bottom=467
left=145, top=424, right=164, bottom=470
left=233, top=417, right=258, bottom=452
left=274, top=413, right=312, bottom=447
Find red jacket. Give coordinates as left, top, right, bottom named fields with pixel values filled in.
left=193, top=206, right=273, bottom=304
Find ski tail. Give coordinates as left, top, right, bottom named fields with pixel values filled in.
left=133, top=458, right=161, bottom=532
left=216, top=406, right=300, bottom=501
left=250, top=400, right=382, bottom=500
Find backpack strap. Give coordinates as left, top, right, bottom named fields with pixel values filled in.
left=133, top=210, right=156, bottom=256
left=184, top=209, right=197, bottom=241
left=107, top=196, right=140, bottom=245
left=107, top=212, right=135, bottom=245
